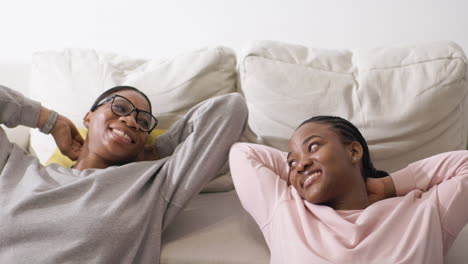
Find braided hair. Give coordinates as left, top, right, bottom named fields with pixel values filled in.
left=298, top=116, right=388, bottom=180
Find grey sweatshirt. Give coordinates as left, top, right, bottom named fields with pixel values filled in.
left=0, top=85, right=248, bottom=264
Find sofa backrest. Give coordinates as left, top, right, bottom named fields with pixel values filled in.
left=28, top=47, right=237, bottom=165
left=238, top=40, right=468, bottom=173
left=2, top=41, right=467, bottom=176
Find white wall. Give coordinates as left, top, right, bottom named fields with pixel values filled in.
left=0, top=0, right=467, bottom=62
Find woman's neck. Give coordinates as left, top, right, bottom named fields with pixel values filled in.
left=73, top=158, right=113, bottom=170
left=329, top=194, right=370, bottom=211
left=326, top=179, right=370, bottom=210
left=73, top=144, right=115, bottom=170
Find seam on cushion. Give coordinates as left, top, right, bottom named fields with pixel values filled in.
left=145, top=48, right=233, bottom=99
left=238, top=54, right=250, bottom=95
left=415, top=78, right=464, bottom=97
left=351, top=51, right=367, bottom=137
left=215, top=47, right=238, bottom=94
left=252, top=102, right=301, bottom=130
left=215, top=47, right=223, bottom=72
left=362, top=57, right=466, bottom=72
left=245, top=55, right=353, bottom=75
left=144, top=65, right=221, bottom=99
left=215, top=46, right=235, bottom=72
left=373, top=104, right=464, bottom=164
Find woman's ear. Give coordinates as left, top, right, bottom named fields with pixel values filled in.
left=349, top=141, right=364, bottom=163
left=83, top=112, right=92, bottom=128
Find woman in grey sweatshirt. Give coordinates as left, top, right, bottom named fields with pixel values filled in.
left=0, top=84, right=248, bottom=263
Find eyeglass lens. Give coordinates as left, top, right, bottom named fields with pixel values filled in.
left=111, top=96, right=156, bottom=131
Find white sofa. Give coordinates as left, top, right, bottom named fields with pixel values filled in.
left=1, top=40, right=467, bottom=263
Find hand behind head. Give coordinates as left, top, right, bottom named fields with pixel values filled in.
left=51, top=114, right=84, bottom=161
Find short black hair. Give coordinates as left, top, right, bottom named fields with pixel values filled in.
left=298, top=116, right=388, bottom=180
left=90, top=86, right=152, bottom=113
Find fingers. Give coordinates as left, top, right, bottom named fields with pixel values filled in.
left=77, top=135, right=84, bottom=144
left=70, top=139, right=83, bottom=160
left=67, top=128, right=84, bottom=160
left=62, top=138, right=83, bottom=161
left=50, top=114, right=84, bottom=162
left=73, top=131, right=85, bottom=145
left=69, top=124, right=85, bottom=144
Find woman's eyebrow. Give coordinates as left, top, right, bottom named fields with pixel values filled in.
left=302, top=135, right=321, bottom=146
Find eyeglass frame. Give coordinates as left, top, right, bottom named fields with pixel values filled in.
left=95, top=94, right=158, bottom=133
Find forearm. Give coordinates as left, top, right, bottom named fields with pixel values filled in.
left=0, top=85, right=41, bottom=128
left=229, top=142, right=288, bottom=228
left=392, top=151, right=468, bottom=252
left=160, top=94, right=248, bottom=228
left=391, top=151, right=468, bottom=196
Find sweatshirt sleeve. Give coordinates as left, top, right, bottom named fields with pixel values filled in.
left=391, top=150, right=468, bottom=252
left=0, top=85, right=41, bottom=128
left=229, top=143, right=290, bottom=229
left=156, top=94, right=248, bottom=230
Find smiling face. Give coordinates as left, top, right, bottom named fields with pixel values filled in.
left=287, top=122, right=364, bottom=207
left=83, top=89, right=150, bottom=165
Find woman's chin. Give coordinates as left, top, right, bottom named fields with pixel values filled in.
left=303, top=189, right=329, bottom=205
left=102, top=151, right=140, bottom=165
left=303, top=194, right=321, bottom=204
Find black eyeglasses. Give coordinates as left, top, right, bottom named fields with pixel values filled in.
left=96, top=94, right=158, bottom=132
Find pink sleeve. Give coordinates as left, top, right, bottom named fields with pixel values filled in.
left=229, top=143, right=289, bottom=228
left=391, top=150, right=468, bottom=252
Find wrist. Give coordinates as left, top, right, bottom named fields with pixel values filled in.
left=37, top=107, right=58, bottom=134
left=37, top=107, right=48, bottom=129
left=383, top=176, right=396, bottom=198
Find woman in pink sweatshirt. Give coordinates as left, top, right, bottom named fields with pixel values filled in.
left=229, top=115, right=468, bottom=264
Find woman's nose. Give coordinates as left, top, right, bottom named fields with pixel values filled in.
left=119, top=112, right=139, bottom=128
left=297, top=158, right=312, bottom=173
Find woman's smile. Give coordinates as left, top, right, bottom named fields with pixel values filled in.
left=109, top=127, right=135, bottom=144
left=302, top=169, right=322, bottom=189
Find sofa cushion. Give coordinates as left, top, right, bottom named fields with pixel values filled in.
left=239, top=40, right=468, bottom=173
left=29, top=47, right=237, bottom=191
left=161, top=190, right=269, bottom=263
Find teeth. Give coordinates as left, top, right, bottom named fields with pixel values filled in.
left=304, top=171, right=320, bottom=186
left=113, top=129, right=132, bottom=142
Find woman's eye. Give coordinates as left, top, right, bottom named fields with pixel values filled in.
left=113, top=103, right=131, bottom=114
left=288, top=160, right=297, bottom=167
left=138, top=119, right=150, bottom=130
left=113, top=105, right=126, bottom=113
left=309, top=143, right=319, bottom=152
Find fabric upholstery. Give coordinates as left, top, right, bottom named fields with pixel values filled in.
left=239, top=40, right=468, bottom=173
left=29, top=47, right=237, bottom=164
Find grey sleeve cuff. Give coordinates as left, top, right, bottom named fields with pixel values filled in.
left=20, top=97, right=41, bottom=129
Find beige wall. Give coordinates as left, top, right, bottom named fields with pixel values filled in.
left=0, top=0, right=467, bottom=61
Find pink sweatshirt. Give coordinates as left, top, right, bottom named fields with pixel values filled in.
left=229, top=143, right=468, bottom=264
